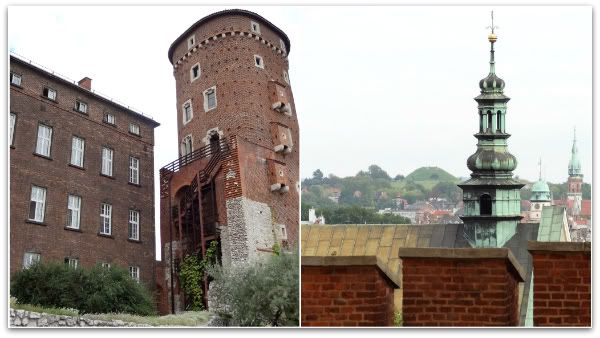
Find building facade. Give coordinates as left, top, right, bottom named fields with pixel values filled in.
left=157, top=9, right=299, bottom=314
left=9, top=55, right=160, bottom=286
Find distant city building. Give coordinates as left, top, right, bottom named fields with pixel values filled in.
left=528, top=160, right=552, bottom=223
left=308, top=208, right=325, bottom=225
left=9, top=54, right=160, bottom=285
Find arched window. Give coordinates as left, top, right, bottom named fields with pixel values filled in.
left=497, top=110, right=502, bottom=132
left=209, top=132, right=220, bottom=155
left=480, top=194, right=492, bottom=215
left=487, top=110, right=492, bottom=131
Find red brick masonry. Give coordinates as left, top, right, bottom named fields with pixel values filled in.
left=400, top=248, right=525, bottom=327
left=528, top=241, right=591, bottom=327
left=301, top=256, right=398, bottom=327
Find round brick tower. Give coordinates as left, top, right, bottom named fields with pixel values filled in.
left=158, top=9, right=299, bottom=313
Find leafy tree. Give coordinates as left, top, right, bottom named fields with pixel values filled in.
left=394, top=174, right=405, bottom=181
left=317, top=206, right=410, bottom=224
left=368, top=165, right=391, bottom=180
left=11, top=261, right=155, bottom=315
left=312, top=169, right=324, bottom=181
left=207, top=248, right=299, bottom=326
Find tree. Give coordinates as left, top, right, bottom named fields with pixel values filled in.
left=312, top=169, right=324, bottom=181
left=368, top=164, right=391, bottom=180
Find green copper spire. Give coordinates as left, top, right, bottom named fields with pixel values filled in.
left=458, top=11, right=524, bottom=248
left=531, top=158, right=551, bottom=202
left=568, top=127, right=582, bottom=177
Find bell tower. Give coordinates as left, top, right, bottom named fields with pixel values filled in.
left=458, top=12, right=524, bottom=247
left=567, top=127, right=583, bottom=215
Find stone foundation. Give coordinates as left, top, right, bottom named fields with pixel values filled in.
left=10, top=309, right=150, bottom=327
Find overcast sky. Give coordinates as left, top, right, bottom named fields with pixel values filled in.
left=8, top=5, right=592, bottom=258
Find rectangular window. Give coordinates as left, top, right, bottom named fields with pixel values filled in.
left=35, top=124, right=52, bottom=157
left=183, top=100, right=193, bottom=124
left=254, top=55, right=264, bottom=69
left=66, top=195, right=81, bottom=229
left=75, top=100, right=87, bottom=113
left=250, top=21, right=261, bottom=34
left=129, top=156, right=139, bottom=185
left=28, top=185, right=46, bottom=222
left=129, top=123, right=140, bottom=135
left=104, top=113, right=116, bottom=125
left=128, top=210, right=140, bottom=240
left=10, top=73, right=22, bottom=86
left=10, top=113, right=16, bottom=146
left=187, top=35, right=196, bottom=49
left=70, top=136, right=85, bottom=167
left=23, top=252, right=40, bottom=269
left=129, top=266, right=140, bottom=282
left=101, top=147, right=113, bottom=176
left=280, top=39, right=286, bottom=53
left=204, top=87, right=217, bottom=111
left=100, top=203, right=112, bottom=235
left=181, top=135, right=193, bottom=157
left=65, top=258, right=79, bottom=269
left=43, top=87, right=57, bottom=101
left=101, top=262, right=111, bottom=269
left=190, top=64, right=200, bottom=82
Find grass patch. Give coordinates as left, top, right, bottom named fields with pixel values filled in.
left=10, top=297, right=79, bottom=317
left=81, top=311, right=211, bottom=327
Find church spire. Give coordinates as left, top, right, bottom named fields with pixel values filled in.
left=569, top=126, right=582, bottom=177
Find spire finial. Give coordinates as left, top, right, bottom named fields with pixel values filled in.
left=538, top=158, right=542, bottom=180
left=486, top=11, right=498, bottom=74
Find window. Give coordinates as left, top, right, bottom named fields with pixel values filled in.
left=75, top=100, right=87, bottom=114
left=250, top=21, right=261, bottom=34
left=254, top=55, right=264, bottom=69
left=187, top=35, right=196, bottom=49
left=280, top=39, right=286, bottom=53
left=43, top=87, right=57, bottom=101
left=100, top=203, right=112, bottom=235
left=129, top=266, right=140, bottom=282
left=65, top=258, right=79, bottom=269
left=283, top=71, right=290, bottom=85
left=70, top=136, right=85, bottom=167
left=10, top=73, right=22, bottom=86
left=101, top=147, right=113, bottom=176
left=101, top=262, right=111, bottom=269
left=480, top=194, right=492, bottom=215
left=190, top=63, right=200, bottom=82
left=129, top=156, right=140, bottom=185
left=35, top=124, right=52, bottom=157
left=203, top=87, right=217, bottom=112
left=182, top=100, right=193, bottom=124
left=181, top=135, right=193, bottom=157
left=10, top=113, right=16, bottom=146
left=28, top=186, right=46, bottom=222
left=129, top=123, right=140, bottom=135
left=104, top=113, right=116, bottom=125
left=23, top=252, right=40, bottom=269
left=66, top=195, right=82, bottom=229
left=129, top=210, right=140, bottom=240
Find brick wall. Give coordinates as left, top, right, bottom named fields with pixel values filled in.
left=400, top=248, right=525, bottom=326
left=301, top=256, right=397, bottom=327
left=528, top=241, right=591, bottom=327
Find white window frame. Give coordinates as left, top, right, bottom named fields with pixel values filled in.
left=129, top=123, right=140, bottom=135
left=100, top=203, right=112, bottom=235
left=190, top=63, right=201, bottom=82
left=29, top=185, right=47, bottom=222
left=43, top=87, right=57, bottom=101
left=128, top=210, right=140, bottom=241
left=203, top=86, right=217, bottom=112
left=254, top=55, right=264, bottom=69
left=10, top=113, right=16, bottom=146
left=10, top=73, right=22, bottom=86
left=66, top=258, right=79, bottom=269
left=181, top=134, right=193, bottom=157
left=104, top=113, right=116, bottom=125
left=35, top=124, right=52, bottom=157
left=129, top=156, right=140, bottom=185
left=187, top=35, right=196, bottom=49
left=101, top=147, right=113, bottom=177
left=283, top=70, right=290, bottom=85
left=70, top=136, right=85, bottom=167
left=101, top=262, right=111, bottom=269
left=75, top=100, right=87, bottom=113
left=129, top=266, right=140, bottom=282
left=250, top=21, right=261, bottom=34
left=23, top=252, right=40, bottom=269
left=182, top=99, right=193, bottom=125
left=66, top=194, right=82, bottom=229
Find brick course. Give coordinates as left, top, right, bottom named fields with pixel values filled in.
left=528, top=241, right=591, bottom=327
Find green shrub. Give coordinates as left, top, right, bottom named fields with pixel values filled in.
left=179, top=241, right=218, bottom=311
left=207, top=247, right=299, bottom=327
left=10, top=261, right=155, bottom=315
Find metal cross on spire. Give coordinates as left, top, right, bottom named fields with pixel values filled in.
left=487, top=10, right=499, bottom=34
left=538, top=158, right=542, bottom=180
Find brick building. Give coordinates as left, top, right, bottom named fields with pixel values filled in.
left=157, top=9, right=299, bottom=314
left=9, top=54, right=160, bottom=287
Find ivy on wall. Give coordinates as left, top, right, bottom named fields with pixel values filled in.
left=178, top=241, right=218, bottom=311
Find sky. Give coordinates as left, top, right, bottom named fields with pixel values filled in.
left=7, top=5, right=592, bottom=259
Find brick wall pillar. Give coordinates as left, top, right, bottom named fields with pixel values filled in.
left=400, top=248, right=525, bottom=326
left=301, top=256, right=398, bottom=326
left=528, top=241, right=591, bottom=327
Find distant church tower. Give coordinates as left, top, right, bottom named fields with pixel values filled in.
left=567, top=128, right=583, bottom=215
left=529, top=159, right=552, bottom=222
left=458, top=17, right=524, bottom=247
